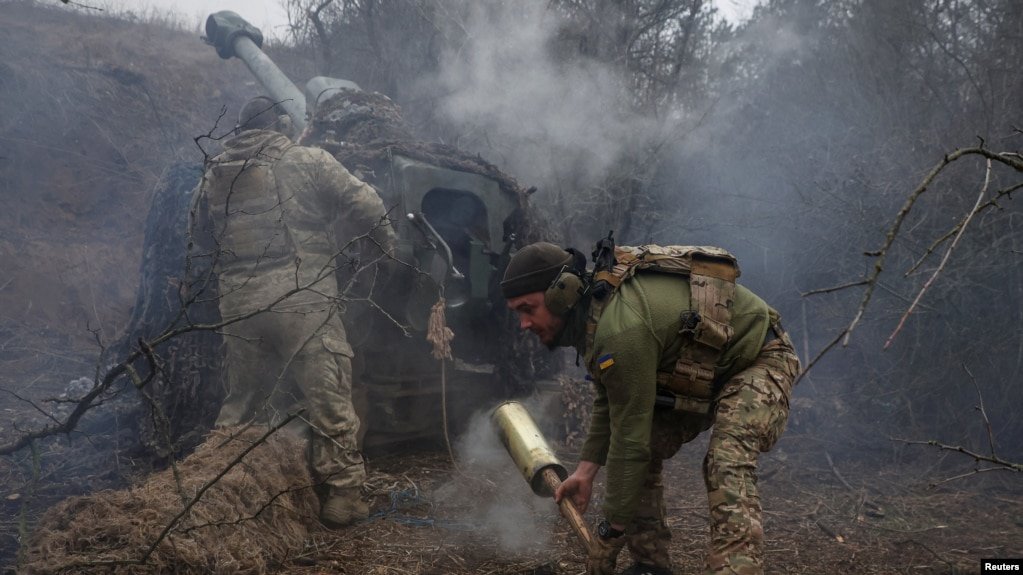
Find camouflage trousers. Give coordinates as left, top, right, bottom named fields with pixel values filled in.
left=215, top=304, right=366, bottom=492
left=629, top=329, right=801, bottom=575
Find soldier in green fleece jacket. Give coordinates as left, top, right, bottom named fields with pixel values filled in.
left=501, top=242, right=800, bottom=575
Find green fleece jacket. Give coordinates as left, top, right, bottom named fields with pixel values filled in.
left=560, top=271, right=772, bottom=525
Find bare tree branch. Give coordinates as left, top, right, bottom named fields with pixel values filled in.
left=883, top=159, right=992, bottom=349
left=798, top=146, right=1023, bottom=380
left=891, top=361, right=1022, bottom=482
left=58, top=413, right=302, bottom=571
left=906, top=181, right=1023, bottom=275
left=890, top=437, right=1022, bottom=473
left=800, top=279, right=869, bottom=297
left=963, top=363, right=997, bottom=458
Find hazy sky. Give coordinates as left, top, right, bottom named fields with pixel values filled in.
left=94, top=0, right=758, bottom=40
left=94, top=0, right=291, bottom=39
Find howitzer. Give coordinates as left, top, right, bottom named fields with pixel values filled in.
left=204, top=12, right=364, bottom=133
left=119, top=10, right=557, bottom=457
left=174, top=10, right=554, bottom=452
left=204, top=11, right=307, bottom=131
left=491, top=401, right=596, bottom=555
left=202, top=10, right=519, bottom=315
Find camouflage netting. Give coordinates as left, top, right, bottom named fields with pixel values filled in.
left=302, top=88, right=414, bottom=144
left=19, top=427, right=320, bottom=575
left=116, top=162, right=225, bottom=460
left=301, top=89, right=531, bottom=203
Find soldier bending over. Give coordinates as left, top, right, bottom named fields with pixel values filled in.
left=502, top=242, right=800, bottom=575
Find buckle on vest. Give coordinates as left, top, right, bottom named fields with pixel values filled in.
left=676, top=362, right=715, bottom=385
left=653, top=386, right=714, bottom=415
left=679, top=310, right=701, bottom=336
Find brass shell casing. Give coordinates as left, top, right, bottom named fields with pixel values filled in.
left=491, top=401, right=567, bottom=496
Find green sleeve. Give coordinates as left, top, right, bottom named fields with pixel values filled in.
left=591, top=322, right=660, bottom=526
left=579, top=384, right=610, bottom=465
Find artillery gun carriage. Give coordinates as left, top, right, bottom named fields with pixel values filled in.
left=123, top=11, right=554, bottom=457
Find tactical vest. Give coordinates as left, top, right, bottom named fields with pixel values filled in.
left=586, top=245, right=740, bottom=415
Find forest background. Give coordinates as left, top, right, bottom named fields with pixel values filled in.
left=0, top=0, right=1021, bottom=572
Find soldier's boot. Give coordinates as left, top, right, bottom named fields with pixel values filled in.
left=320, top=488, right=369, bottom=529
left=626, top=468, right=673, bottom=573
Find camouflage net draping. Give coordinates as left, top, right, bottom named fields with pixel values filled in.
left=19, top=427, right=319, bottom=575
left=302, top=89, right=529, bottom=201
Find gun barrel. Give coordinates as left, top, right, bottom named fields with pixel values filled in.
left=204, top=11, right=307, bottom=132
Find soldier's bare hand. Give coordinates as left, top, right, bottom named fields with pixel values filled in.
left=555, top=461, right=600, bottom=513
left=554, top=474, right=593, bottom=513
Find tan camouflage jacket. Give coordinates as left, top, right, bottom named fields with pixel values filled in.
left=195, top=129, right=395, bottom=316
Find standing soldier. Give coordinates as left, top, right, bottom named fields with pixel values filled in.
left=501, top=242, right=800, bottom=575
left=193, top=96, right=395, bottom=528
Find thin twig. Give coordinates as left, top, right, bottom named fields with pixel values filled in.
left=962, top=363, right=997, bottom=457
left=800, top=279, right=869, bottom=297
left=126, top=343, right=187, bottom=505
left=890, top=437, right=1023, bottom=472
left=794, top=330, right=844, bottom=386
left=139, top=413, right=302, bottom=563
left=907, top=179, right=1023, bottom=275
left=824, top=451, right=855, bottom=491
left=927, top=466, right=1011, bottom=487
left=884, top=159, right=992, bottom=349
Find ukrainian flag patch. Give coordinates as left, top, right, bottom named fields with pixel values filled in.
left=598, top=353, right=615, bottom=370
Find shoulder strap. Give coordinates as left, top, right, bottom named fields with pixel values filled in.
left=660, top=252, right=737, bottom=414
left=586, top=244, right=740, bottom=415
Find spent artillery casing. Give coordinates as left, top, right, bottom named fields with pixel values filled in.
left=491, top=400, right=596, bottom=555
left=490, top=401, right=567, bottom=497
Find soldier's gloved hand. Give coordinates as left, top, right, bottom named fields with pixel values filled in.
left=588, top=521, right=627, bottom=575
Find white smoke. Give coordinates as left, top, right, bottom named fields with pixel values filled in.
left=433, top=394, right=566, bottom=556
left=428, top=0, right=660, bottom=192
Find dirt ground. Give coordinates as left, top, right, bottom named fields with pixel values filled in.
left=0, top=4, right=1020, bottom=574
left=0, top=331, right=1021, bottom=575
left=3, top=363, right=1020, bottom=575
left=294, top=441, right=1021, bottom=575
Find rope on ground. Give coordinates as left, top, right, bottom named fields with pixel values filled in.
left=369, top=488, right=477, bottom=532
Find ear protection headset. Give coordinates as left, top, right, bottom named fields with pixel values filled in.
left=544, top=248, right=589, bottom=316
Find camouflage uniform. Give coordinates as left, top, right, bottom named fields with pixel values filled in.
left=195, top=128, right=394, bottom=493
left=558, top=271, right=800, bottom=575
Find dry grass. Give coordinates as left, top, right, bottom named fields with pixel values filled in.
left=19, top=427, right=319, bottom=574
left=7, top=427, right=1023, bottom=574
